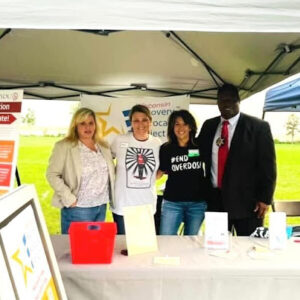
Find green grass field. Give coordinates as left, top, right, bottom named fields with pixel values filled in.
left=274, top=143, right=300, bottom=200
left=17, top=136, right=300, bottom=234
left=17, top=136, right=61, bottom=234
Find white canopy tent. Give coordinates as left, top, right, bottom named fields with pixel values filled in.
left=1, top=1, right=300, bottom=32
left=0, top=1, right=300, bottom=103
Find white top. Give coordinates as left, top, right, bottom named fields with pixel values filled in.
left=111, top=133, right=161, bottom=215
left=76, top=142, right=109, bottom=207
left=211, top=113, right=240, bottom=188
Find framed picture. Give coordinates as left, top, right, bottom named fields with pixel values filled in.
left=0, top=184, right=67, bottom=300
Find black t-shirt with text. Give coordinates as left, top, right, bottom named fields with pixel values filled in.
left=159, top=142, right=208, bottom=202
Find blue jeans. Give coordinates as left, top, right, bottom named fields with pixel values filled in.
left=112, top=213, right=126, bottom=235
left=160, top=200, right=207, bottom=235
left=61, top=204, right=107, bottom=234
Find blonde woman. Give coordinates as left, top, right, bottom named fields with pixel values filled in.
left=46, top=107, right=115, bottom=234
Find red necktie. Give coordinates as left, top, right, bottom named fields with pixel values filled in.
left=218, top=121, right=229, bottom=188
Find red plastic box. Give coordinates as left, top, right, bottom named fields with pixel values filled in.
left=69, top=222, right=117, bottom=264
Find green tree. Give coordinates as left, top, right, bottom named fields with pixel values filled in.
left=286, top=114, right=299, bottom=143
left=22, top=108, right=36, bottom=126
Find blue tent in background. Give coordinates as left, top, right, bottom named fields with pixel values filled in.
left=264, top=77, right=300, bottom=112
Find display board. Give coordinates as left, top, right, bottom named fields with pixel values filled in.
left=0, top=90, right=23, bottom=195
left=0, top=185, right=66, bottom=300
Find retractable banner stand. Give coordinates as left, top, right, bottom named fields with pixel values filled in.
left=0, top=90, right=23, bottom=195
left=81, top=95, right=189, bottom=143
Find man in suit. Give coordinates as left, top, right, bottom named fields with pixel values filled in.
left=197, top=84, right=276, bottom=236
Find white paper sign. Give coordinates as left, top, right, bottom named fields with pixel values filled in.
left=123, top=204, right=158, bottom=256
left=204, top=212, right=229, bottom=250
left=269, top=212, right=287, bottom=250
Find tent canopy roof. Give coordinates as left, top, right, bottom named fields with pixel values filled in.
left=264, top=77, right=300, bottom=112
left=1, top=1, right=300, bottom=32
left=1, top=1, right=300, bottom=103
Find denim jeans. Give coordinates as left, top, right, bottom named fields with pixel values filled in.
left=160, top=200, right=207, bottom=235
left=61, top=204, right=107, bottom=234
left=112, top=213, right=126, bottom=235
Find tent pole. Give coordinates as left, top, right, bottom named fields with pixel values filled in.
left=15, top=167, right=21, bottom=187
left=286, top=57, right=300, bottom=74
left=240, top=50, right=285, bottom=91
left=167, top=31, right=225, bottom=87
left=0, top=28, right=11, bottom=41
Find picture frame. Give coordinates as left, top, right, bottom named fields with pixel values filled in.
left=0, top=184, right=66, bottom=300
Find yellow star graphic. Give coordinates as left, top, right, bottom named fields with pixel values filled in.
left=12, top=249, right=33, bottom=286
left=96, top=104, right=125, bottom=137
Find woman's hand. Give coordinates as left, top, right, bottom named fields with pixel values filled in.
left=156, top=169, right=164, bottom=179
left=70, top=200, right=77, bottom=208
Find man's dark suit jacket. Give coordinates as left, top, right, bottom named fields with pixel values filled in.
left=197, top=113, right=277, bottom=220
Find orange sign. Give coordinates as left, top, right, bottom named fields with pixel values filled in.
left=0, top=164, right=12, bottom=187
left=0, top=140, right=15, bottom=163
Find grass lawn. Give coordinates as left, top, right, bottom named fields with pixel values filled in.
left=267, top=143, right=300, bottom=226
left=17, top=137, right=300, bottom=234
left=17, top=136, right=61, bottom=234
left=273, top=143, right=300, bottom=200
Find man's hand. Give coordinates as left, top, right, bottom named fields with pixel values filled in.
left=254, top=202, right=269, bottom=218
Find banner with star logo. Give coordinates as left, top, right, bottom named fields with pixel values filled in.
left=0, top=201, right=59, bottom=299
left=81, top=95, right=189, bottom=143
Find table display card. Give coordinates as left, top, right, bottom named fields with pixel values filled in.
left=269, top=212, right=287, bottom=250
left=123, top=204, right=158, bottom=256
left=204, top=212, right=229, bottom=250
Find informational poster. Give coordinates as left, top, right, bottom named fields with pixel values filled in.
left=81, top=95, right=189, bottom=143
left=0, top=90, right=23, bottom=195
left=1, top=206, right=58, bottom=299
left=0, top=242, right=15, bottom=299
left=0, top=184, right=67, bottom=300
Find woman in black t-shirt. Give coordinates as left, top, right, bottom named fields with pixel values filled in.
left=158, top=110, right=208, bottom=235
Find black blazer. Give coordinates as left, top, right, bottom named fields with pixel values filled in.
left=197, top=113, right=277, bottom=219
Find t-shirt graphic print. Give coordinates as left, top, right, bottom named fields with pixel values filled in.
left=125, top=147, right=156, bottom=188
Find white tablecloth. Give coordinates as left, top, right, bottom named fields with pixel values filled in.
left=51, top=235, right=300, bottom=300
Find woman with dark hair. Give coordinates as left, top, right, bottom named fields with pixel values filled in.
left=110, top=104, right=161, bottom=234
left=158, top=110, right=208, bottom=235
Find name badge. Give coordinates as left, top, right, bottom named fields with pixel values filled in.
left=188, top=149, right=199, bottom=157
left=120, top=143, right=128, bottom=148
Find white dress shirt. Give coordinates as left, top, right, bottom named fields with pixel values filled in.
left=211, top=113, right=240, bottom=187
